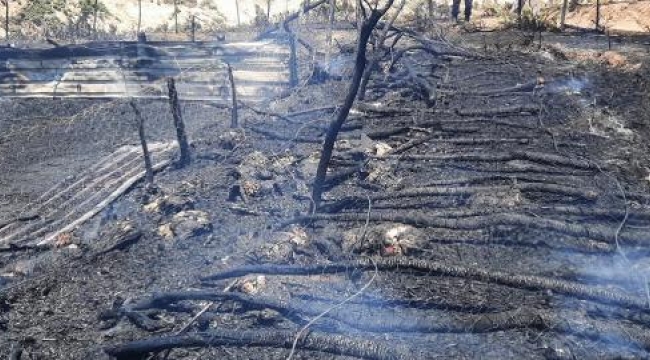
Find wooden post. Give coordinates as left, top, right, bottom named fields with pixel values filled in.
left=137, top=0, right=142, bottom=35
left=4, top=0, right=9, bottom=42
left=129, top=100, right=154, bottom=188
left=174, top=0, right=179, bottom=33
left=607, top=30, right=611, bottom=50
left=226, top=63, right=238, bottom=128
left=595, top=0, right=600, bottom=31
left=191, top=15, right=196, bottom=42
left=166, top=78, right=191, bottom=166
left=235, top=0, right=241, bottom=26
left=93, top=0, right=99, bottom=37
left=560, top=0, right=568, bottom=31
left=325, top=0, right=335, bottom=73
left=289, top=33, right=299, bottom=87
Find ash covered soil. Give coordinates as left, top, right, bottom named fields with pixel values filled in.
left=1, top=28, right=650, bottom=360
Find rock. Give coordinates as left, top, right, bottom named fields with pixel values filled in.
left=297, top=152, right=320, bottom=180
left=144, top=195, right=194, bottom=215
left=158, top=223, right=174, bottom=240
left=218, top=130, right=246, bottom=150
left=256, top=170, right=274, bottom=180
left=342, top=223, right=424, bottom=256
left=235, top=275, right=267, bottom=295
left=251, top=227, right=309, bottom=262
left=170, top=210, right=212, bottom=239
left=372, top=142, right=393, bottom=158
left=94, top=221, right=142, bottom=255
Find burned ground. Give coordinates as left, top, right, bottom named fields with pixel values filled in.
left=1, top=27, right=650, bottom=360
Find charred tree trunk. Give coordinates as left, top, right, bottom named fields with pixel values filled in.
left=129, top=101, right=154, bottom=189
left=166, top=78, right=191, bottom=167
left=226, top=63, right=238, bottom=128
left=4, top=0, right=8, bottom=42
left=560, top=0, right=568, bottom=30
left=595, top=0, right=600, bottom=31
left=325, top=0, right=336, bottom=73
left=311, top=1, right=396, bottom=211
left=137, top=0, right=142, bottom=35
left=357, top=0, right=405, bottom=101
left=235, top=0, right=241, bottom=26
left=174, top=0, right=179, bottom=33
left=93, top=0, right=99, bottom=37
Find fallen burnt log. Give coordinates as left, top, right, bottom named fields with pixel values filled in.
left=325, top=183, right=599, bottom=207
left=393, top=151, right=598, bottom=170
left=201, top=258, right=647, bottom=311
left=284, top=212, right=647, bottom=246
left=440, top=81, right=538, bottom=96
left=415, top=174, right=582, bottom=187
left=105, top=328, right=420, bottom=360
left=454, top=104, right=539, bottom=117
left=248, top=125, right=321, bottom=143
left=389, top=136, right=529, bottom=155
left=124, top=290, right=650, bottom=350
left=364, top=205, right=650, bottom=223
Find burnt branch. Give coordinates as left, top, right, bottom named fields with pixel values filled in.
left=393, top=151, right=598, bottom=170
left=105, top=328, right=418, bottom=360
left=329, top=183, right=599, bottom=205
left=126, top=290, right=650, bottom=351
left=285, top=212, right=647, bottom=245
left=201, top=258, right=648, bottom=311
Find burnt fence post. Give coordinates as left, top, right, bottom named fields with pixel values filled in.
left=167, top=77, right=191, bottom=167
left=226, top=63, right=239, bottom=128
left=129, top=100, right=154, bottom=189
left=289, top=33, right=299, bottom=87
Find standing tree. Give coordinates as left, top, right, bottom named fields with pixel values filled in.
left=2, top=0, right=8, bottom=42
left=266, top=0, right=273, bottom=21
left=311, top=0, right=397, bottom=211
left=595, top=0, right=600, bottom=31
left=174, top=0, right=179, bottom=33
left=560, top=0, right=568, bottom=31
left=93, top=0, right=99, bottom=36
left=137, top=0, right=142, bottom=35
left=325, top=0, right=335, bottom=73
left=357, top=0, right=406, bottom=101
left=235, top=0, right=241, bottom=26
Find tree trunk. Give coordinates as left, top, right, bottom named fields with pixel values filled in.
left=174, top=0, right=179, bottom=33
left=226, top=63, right=238, bottom=128
left=595, top=0, right=600, bottom=31
left=427, top=0, right=434, bottom=22
left=235, top=0, right=241, bottom=26
left=325, top=0, right=335, bottom=73
left=311, top=2, right=396, bottom=210
left=93, top=0, right=99, bottom=37
left=167, top=78, right=191, bottom=166
left=137, top=0, right=142, bottom=35
left=560, top=0, right=568, bottom=31
left=267, top=0, right=272, bottom=22
left=129, top=101, right=154, bottom=188
left=4, top=0, right=8, bottom=42
left=357, top=0, right=406, bottom=101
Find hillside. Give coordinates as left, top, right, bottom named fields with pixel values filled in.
left=0, top=0, right=309, bottom=39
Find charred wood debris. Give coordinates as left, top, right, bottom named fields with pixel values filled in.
left=38, top=16, right=648, bottom=360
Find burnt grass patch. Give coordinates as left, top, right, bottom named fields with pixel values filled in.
left=1, top=34, right=650, bottom=360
